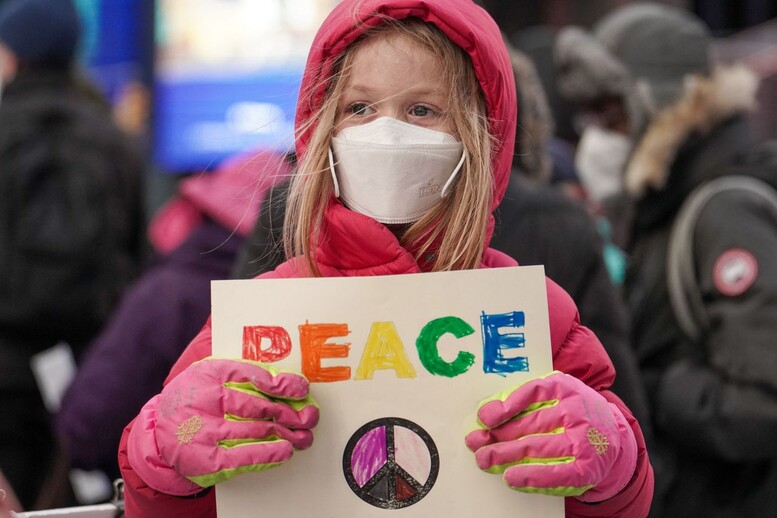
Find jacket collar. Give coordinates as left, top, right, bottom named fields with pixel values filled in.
left=314, top=200, right=506, bottom=276
left=316, top=202, right=421, bottom=276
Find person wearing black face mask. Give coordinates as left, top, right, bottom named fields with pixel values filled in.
left=556, top=3, right=777, bottom=517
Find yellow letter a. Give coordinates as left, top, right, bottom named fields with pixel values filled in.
left=355, top=322, right=417, bottom=380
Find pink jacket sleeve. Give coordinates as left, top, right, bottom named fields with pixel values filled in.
left=545, top=278, right=655, bottom=518
left=118, top=272, right=287, bottom=517
left=118, top=319, right=217, bottom=518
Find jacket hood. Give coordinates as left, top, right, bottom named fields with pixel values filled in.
left=148, top=150, right=291, bottom=254
left=295, top=0, right=517, bottom=212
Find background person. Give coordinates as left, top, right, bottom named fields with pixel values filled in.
left=555, top=3, right=777, bottom=516
left=0, top=0, right=145, bottom=509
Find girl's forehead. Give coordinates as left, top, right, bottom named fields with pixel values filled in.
left=343, top=32, right=446, bottom=90
left=353, top=30, right=434, bottom=61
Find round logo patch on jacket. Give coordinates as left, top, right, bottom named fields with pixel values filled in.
left=713, top=248, right=758, bottom=296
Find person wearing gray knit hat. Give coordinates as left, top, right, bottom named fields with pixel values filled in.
left=555, top=4, right=777, bottom=518
left=555, top=2, right=758, bottom=200
left=556, top=3, right=712, bottom=136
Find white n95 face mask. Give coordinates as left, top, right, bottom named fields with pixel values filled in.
left=329, top=117, right=466, bottom=225
left=575, top=126, right=633, bottom=202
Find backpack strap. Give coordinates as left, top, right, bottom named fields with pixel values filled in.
left=667, top=175, right=777, bottom=342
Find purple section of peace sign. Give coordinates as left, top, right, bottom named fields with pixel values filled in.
left=351, top=425, right=387, bottom=487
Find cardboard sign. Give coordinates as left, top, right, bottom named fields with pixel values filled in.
left=211, top=266, right=563, bottom=517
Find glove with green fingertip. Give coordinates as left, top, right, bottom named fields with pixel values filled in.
left=128, top=357, right=319, bottom=496
left=465, top=371, right=637, bottom=502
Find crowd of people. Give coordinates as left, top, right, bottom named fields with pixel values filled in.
left=0, top=0, right=774, bottom=517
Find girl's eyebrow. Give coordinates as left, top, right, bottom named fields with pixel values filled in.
left=345, top=84, right=377, bottom=94
left=346, top=83, right=444, bottom=98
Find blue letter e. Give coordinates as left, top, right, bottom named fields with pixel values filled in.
left=481, top=311, right=528, bottom=374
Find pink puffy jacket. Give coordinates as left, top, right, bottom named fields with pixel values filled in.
left=118, top=1, right=653, bottom=516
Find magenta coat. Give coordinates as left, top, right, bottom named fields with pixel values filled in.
left=118, top=1, right=653, bottom=516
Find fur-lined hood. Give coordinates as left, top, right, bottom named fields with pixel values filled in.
left=505, top=39, right=554, bottom=182
left=625, top=63, right=759, bottom=198
left=296, top=0, right=516, bottom=212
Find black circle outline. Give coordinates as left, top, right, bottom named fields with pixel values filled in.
left=342, top=417, right=440, bottom=510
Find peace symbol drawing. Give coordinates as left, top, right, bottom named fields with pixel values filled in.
left=342, top=417, right=440, bottom=509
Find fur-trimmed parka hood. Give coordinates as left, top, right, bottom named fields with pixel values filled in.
left=625, top=63, right=759, bottom=198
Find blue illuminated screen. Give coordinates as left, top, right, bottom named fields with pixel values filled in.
left=153, top=0, right=340, bottom=173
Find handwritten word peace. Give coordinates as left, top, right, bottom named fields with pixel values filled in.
left=242, top=312, right=529, bottom=382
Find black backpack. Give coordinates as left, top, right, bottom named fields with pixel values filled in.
left=0, top=75, right=144, bottom=353
left=667, top=142, right=777, bottom=342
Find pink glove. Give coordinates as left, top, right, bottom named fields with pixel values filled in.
left=465, top=371, right=637, bottom=502
left=128, top=357, right=319, bottom=496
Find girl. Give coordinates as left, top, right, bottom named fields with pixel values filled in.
left=119, top=1, right=654, bottom=516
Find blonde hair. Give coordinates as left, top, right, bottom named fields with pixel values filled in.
left=284, top=17, right=494, bottom=276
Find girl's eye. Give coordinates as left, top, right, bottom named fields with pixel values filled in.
left=348, top=103, right=373, bottom=116
left=411, top=105, right=433, bottom=117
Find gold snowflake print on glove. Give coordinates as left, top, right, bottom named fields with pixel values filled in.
left=176, top=415, right=203, bottom=445
left=587, top=427, right=609, bottom=455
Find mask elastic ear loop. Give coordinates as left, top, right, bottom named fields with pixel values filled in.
left=328, top=146, right=340, bottom=198
left=441, top=148, right=467, bottom=198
